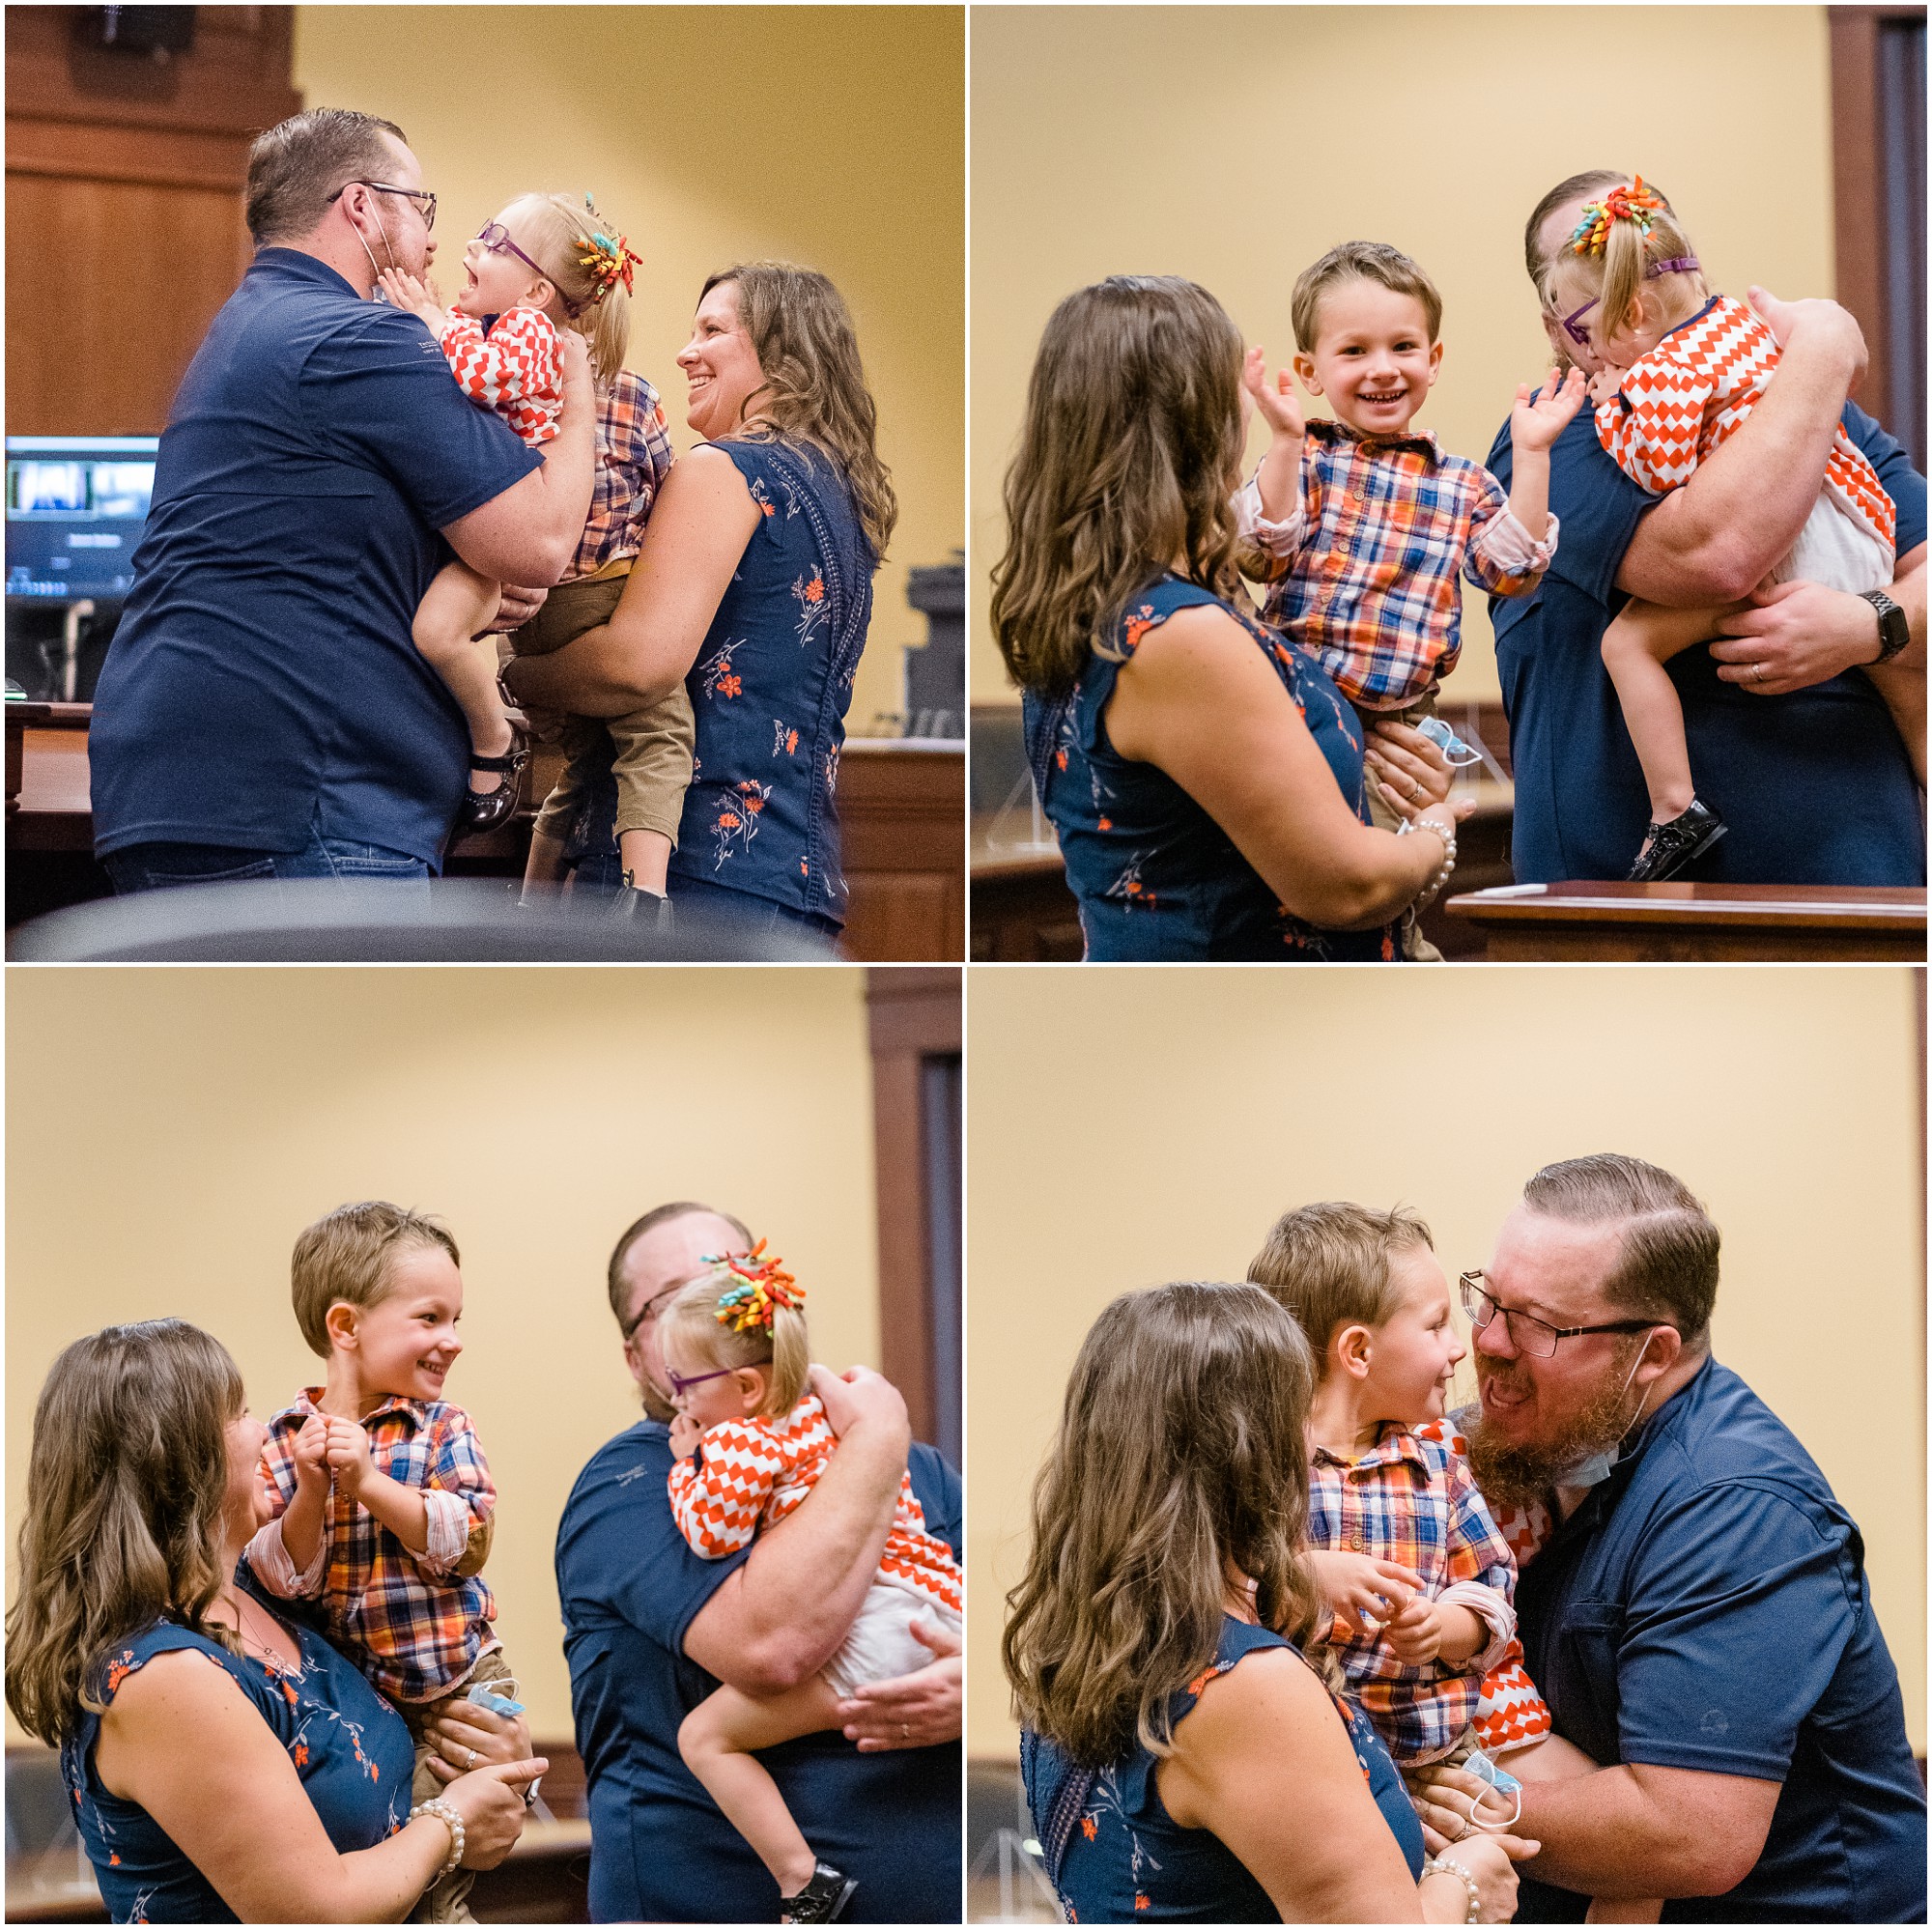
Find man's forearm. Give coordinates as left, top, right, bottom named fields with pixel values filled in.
left=1617, top=328, right=1859, bottom=606
left=1518, top=1763, right=1776, bottom=1899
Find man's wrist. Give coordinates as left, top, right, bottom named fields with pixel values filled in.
left=1860, top=588, right=1910, bottom=664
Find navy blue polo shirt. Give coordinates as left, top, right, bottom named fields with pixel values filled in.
left=1488, top=401, right=1925, bottom=885
left=1513, top=1358, right=1926, bottom=1922
left=90, top=248, right=542, bottom=866
left=554, top=1419, right=963, bottom=1923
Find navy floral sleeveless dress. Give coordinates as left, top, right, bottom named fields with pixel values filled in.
left=1021, top=576, right=1398, bottom=960
left=61, top=1586, right=413, bottom=1922
left=1021, top=1617, right=1424, bottom=1922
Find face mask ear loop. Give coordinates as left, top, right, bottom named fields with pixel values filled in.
left=352, top=193, right=399, bottom=296
left=1612, top=1332, right=1659, bottom=1450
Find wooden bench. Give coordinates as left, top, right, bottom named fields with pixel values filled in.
left=1446, top=880, right=1928, bottom=962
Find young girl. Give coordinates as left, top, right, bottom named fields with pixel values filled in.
left=378, top=193, right=690, bottom=908
left=661, top=1245, right=963, bottom=1924
left=1541, top=178, right=1920, bottom=881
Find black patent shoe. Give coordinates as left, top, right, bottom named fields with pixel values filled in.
left=611, top=881, right=673, bottom=931
left=455, top=723, right=530, bottom=835
left=1626, top=796, right=1727, bottom=882
left=780, top=1862, right=857, bottom=1923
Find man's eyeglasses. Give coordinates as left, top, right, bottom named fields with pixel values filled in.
left=1552, top=255, right=1701, bottom=350
left=1459, top=1271, right=1671, bottom=1359
left=620, top=1283, right=683, bottom=1342
left=327, top=180, right=438, bottom=232
left=664, top=1364, right=739, bottom=1401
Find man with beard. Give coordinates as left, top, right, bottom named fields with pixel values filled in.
left=553, top=1201, right=963, bottom=1922
left=90, top=108, right=594, bottom=889
left=1425, top=1154, right=1925, bottom=1921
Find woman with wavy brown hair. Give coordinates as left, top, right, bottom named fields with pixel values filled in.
left=1005, top=1282, right=1532, bottom=1922
left=6, top=1319, right=542, bottom=1923
left=992, top=275, right=1468, bottom=960
left=507, top=262, right=895, bottom=941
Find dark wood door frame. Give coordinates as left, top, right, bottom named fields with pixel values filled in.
left=867, top=968, right=961, bottom=1450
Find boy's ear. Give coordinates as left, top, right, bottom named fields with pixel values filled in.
left=324, top=1301, right=360, bottom=1350
left=1292, top=350, right=1322, bottom=396
left=1328, top=1321, right=1375, bottom=1382
left=1425, top=338, right=1443, bottom=385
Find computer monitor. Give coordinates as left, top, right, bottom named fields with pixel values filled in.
left=6, top=435, right=159, bottom=602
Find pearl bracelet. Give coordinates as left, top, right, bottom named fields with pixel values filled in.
left=1396, top=814, right=1459, bottom=909
left=410, top=1798, right=466, bottom=1882
left=1424, top=1853, right=1482, bottom=1923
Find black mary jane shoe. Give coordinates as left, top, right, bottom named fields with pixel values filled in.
left=779, top=1861, right=857, bottom=1923
left=1626, top=796, right=1727, bottom=882
left=454, top=724, right=531, bottom=837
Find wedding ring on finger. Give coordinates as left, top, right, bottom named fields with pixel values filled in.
left=467, top=1745, right=479, bottom=1769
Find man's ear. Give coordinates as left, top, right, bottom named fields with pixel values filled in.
left=325, top=1301, right=360, bottom=1351
left=1633, top=1324, right=1682, bottom=1387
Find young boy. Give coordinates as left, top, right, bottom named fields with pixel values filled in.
left=245, top=1202, right=517, bottom=1924
left=1237, top=242, right=1586, bottom=954
left=1250, top=1202, right=1662, bottom=1925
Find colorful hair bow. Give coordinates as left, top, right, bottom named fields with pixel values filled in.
left=576, top=222, right=643, bottom=304
left=1569, top=177, right=1665, bottom=258
left=706, top=1239, right=805, bottom=1334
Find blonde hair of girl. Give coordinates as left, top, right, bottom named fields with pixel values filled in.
left=501, top=191, right=638, bottom=387
left=1539, top=177, right=1706, bottom=346
left=660, top=1246, right=810, bottom=1419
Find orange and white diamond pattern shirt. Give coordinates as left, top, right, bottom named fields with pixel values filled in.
left=1598, top=294, right=1895, bottom=588
left=668, top=1390, right=963, bottom=1615
left=437, top=305, right=562, bottom=448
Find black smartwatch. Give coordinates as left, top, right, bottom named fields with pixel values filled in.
left=1859, top=588, right=1911, bottom=664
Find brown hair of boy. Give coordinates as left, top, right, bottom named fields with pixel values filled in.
left=291, top=1202, right=460, bottom=1359
left=1247, top=1201, right=1435, bottom=1361
left=1290, top=241, right=1443, bottom=353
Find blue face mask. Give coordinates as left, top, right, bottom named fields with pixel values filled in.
left=1413, top=714, right=1486, bottom=767
left=1557, top=1336, right=1657, bottom=1489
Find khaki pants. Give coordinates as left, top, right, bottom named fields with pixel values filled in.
left=509, top=573, right=696, bottom=844
left=1357, top=690, right=1444, bottom=964
left=401, top=1647, right=521, bottom=1924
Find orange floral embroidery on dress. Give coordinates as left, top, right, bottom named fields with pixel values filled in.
left=293, top=1742, right=309, bottom=1768
left=1134, top=1893, right=1151, bottom=1912
left=1080, top=1816, right=1097, bottom=1841
left=801, top=575, right=825, bottom=604
left=1122, top=604, right=1158, bottom=653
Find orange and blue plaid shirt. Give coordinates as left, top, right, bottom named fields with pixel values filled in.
left=252, top=1389, right=497, bottom=1704
left=1237, top=418, right=1556, bottom=711
left=570, top=369, right=676, bottom=583
left=1308, top=1421, right=1518, bottom=1765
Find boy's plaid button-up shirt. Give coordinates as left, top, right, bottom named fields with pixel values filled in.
left=1308, top=1422, right=1518, bottom=1765
left=1237, top=418, right=1556, bottom=710
left=571, top=369, right=676, bottom=582
left=250, top=1389, right=497, bottom=1704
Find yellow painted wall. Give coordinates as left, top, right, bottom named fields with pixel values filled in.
left=296, top=5, right=964, bottom=736
left=970, top=5, right=1836, bottom=708
left=6, top=967, right=881, bottom=1745
left=965, top=966, right=1924, bottom=1758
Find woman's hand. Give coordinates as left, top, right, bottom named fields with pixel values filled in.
left=1304, top=1549, right=1420, bottom=1638
left=376, top=267, right=449, bottom=331
left=835, top=1616, right=963, bottom=1751
left=439, top=1758, right=548, bottom=1870
left=1510, top=367, right=1588, bottom=455
left=421, top=1692, right=533, bottom=1785
left=1406, top=1763, right=1524, bottom=1854
left=1364, top=720, right=1453, bottom=817
left=1243, top=348, right=1306, bottom=441
left=1424, top=1832, right=1540, bottom=1923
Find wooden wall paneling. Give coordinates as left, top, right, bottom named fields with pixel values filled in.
left=839, top=746, right=966, bottom=961
left=867, top=968, right=962, bottom=1450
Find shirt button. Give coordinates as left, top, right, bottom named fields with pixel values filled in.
left=1350, top=1533, right=1365, bottom=1551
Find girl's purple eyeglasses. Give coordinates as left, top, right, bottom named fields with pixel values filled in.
left=665, top=1363, right=739, bottom=1400
left=1558, top=256, right=1702, bottom=349
left=473, top=221, right=583, bottom=314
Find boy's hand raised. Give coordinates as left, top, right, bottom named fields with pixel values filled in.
left=1243, top=347, right=1306, bottom=441
left=291, top=1413, right=331, bottom=1495
left=323, top=1415, right=373, bottom=1497
left=1510, top=366, right=1588, bottom=454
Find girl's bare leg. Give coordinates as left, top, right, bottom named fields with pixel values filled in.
left=1600, top=599, right=1739, bottom=825
left=413, top=562, right=511, bottom=793
left=1862, top=660, right=1927, bottom=787
left=617, top=828, right=673, bottom=895
left=677, top=1675, right=846, bottom=1901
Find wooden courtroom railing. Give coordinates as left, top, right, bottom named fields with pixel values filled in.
left=1447, top=880, right=1928, bottom=963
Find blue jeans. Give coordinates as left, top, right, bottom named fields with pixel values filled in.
left=102, top=834, right=433, bottom=896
